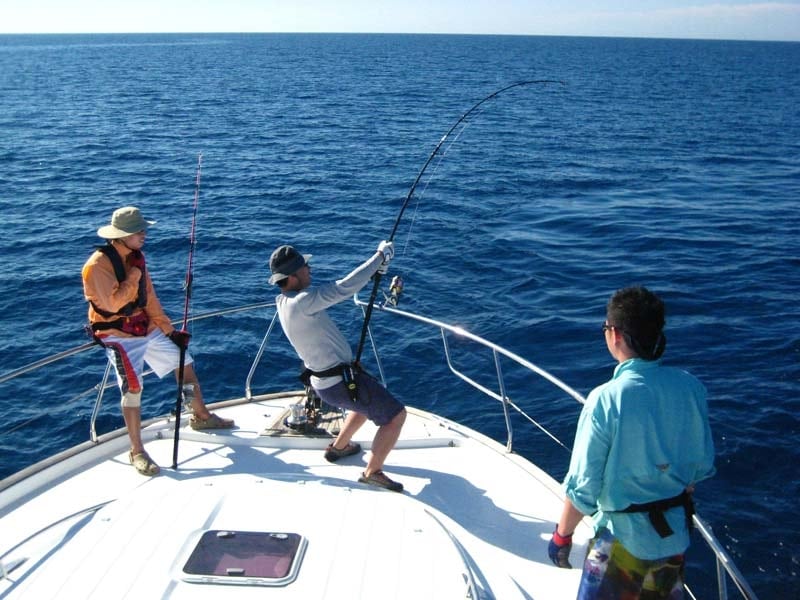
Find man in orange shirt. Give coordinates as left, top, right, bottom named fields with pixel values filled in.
left=82, top=206, right=233, bottom=476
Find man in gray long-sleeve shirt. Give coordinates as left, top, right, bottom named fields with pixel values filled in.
left=269, top=241, right=407, bottom=492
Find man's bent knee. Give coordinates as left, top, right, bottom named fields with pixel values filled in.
left=391, top=407, right=407, bottom=426
left=121, top=390, right=142, bottom=408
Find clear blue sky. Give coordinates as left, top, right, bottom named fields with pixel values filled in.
left=1, top=0, right=798, bottom=41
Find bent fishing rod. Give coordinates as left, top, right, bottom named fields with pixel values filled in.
left=354, top=80, right=564, bottom=364
left=172, top=152, right=202, bottom=469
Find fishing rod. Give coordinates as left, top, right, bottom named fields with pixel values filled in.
left=181, top=155, right=202, bottom=333
left=172, top=152, right=202, bottom=469
left=354, top=80, right=564, bottom=363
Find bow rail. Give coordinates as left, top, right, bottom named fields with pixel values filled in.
left=0, top=300, right=759, bottom=599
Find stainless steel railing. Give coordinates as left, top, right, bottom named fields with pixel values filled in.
left=243, top=297, right=757, bottom=599
left=0, top=299, right=759, bottom=599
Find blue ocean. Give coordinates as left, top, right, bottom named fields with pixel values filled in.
left=0, top=33, right=797, bottom=596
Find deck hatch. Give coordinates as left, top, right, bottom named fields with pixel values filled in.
left=182, top=530, right=306, bottom=586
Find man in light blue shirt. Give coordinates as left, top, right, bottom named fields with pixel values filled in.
left=548, top=286, right=715, bottom=599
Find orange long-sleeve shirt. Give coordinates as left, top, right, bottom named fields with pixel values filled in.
left=82, top=240, right=174, bottom=337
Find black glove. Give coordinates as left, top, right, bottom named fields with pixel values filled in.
left=168, top=329, right=191, bottom=349
left=548, top=529, right=573, bottom=568
left=128, top=249, right=146, bottom=271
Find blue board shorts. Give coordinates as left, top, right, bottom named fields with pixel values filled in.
left=314, top=369, right=404, bottom=426
left=577, top=528, right=685, bottom=600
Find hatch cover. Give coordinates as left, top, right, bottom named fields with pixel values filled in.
left=182, top=530, right=306, bottom=586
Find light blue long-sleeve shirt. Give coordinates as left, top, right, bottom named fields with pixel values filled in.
left=563, top=358, right=715, bottom=559
left=276, top=252, right=382, bottom=389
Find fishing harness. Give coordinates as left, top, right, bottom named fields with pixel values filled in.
left=617, top=489, right=695, bottom=538
left=88, top=244, right=149, bottom=337
left=299, top=363, right=361, bottom=402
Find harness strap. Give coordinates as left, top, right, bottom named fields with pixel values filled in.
left=90, top=244, right=147, bottom=318
left=89, top=312, right=150, bottom=337
left=299, top=363, right=360, bottom=402
left=98, top=244, right=127, bottom=282
left=619, top=490, right=695, bottom=538
left=310, top=364, right=350, bottom=378
left=91, top=320, right=125, bottom=332
left=300, top=364, right=343, bottom=386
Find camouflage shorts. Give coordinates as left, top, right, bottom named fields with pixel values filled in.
left=577, top=528, right=685, bottom=600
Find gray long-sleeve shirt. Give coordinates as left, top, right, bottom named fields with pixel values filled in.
left=275, top=251, right=383, bottom=389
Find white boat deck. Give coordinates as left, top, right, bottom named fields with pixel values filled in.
left=0, top=392, right=589, bottom=599
left=1, top=302, right=758, bottom=599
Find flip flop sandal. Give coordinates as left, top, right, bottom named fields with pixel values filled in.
left=129, top=450, right=160, bottom=476
left=324, top=442, right=362, bottom=463
left=190, top=412, right=235, bottom=430
left=358, top=470, right=403, bottom=492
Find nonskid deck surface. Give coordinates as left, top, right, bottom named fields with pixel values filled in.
left=0, top=394, right=587, bottom=599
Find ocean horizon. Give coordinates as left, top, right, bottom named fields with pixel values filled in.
left=1, top=33, right=798, bottom=596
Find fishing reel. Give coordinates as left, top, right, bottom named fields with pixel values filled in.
left=382, top=274, right=404, bottom=307
left=285, top=387, right=321, bottom=432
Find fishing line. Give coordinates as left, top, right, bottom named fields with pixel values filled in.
left=355, top=79, right=565, bottom=364
left=397, top=107, right=488, bottom=254
left=172, top=152, right=202, bottom=469
left=402, top=127, right=467, bottom=233
left=396, top=95, right=496, bottom=255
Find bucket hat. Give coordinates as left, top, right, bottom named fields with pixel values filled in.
left=269, top=245, right=312, bottom=284
left=97, top=206, right=156, bottom=239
